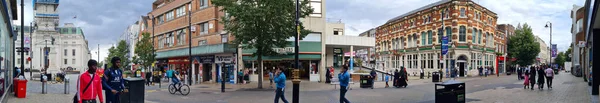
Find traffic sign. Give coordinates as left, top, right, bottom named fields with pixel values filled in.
left=441, top=36, right=449, bottom=55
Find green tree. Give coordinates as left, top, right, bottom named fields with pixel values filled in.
left=555, top=52, right=566, bottom=67
left=508, top=23, right=540, bottom=66
left=133, top=33, right=156, bottom=71
left=565, top=43, right=573, bottom=61
left=212, top=0, right=313, bottom=89
left=105, top=40, right=131, bottom=69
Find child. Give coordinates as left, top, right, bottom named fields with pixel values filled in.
left=523, top=70, right=530, bottom=89
left=385, top=74, right=390, bottom=88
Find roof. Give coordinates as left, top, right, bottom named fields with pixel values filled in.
left=386, top=0, right=452, bottom=23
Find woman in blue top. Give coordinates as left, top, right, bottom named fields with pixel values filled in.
left=339, top=66, right=351, bottom=103
left=273, top=68, right=288, bottom=103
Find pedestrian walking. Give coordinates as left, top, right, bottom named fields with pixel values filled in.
left=339, top=66, right=351, bottom=103
left=393, top=69, right=399, bottom=88
left=102, top=57, right=128, bottom=103
left=545, top=66, right=554, bottom=89
left=529, top=66, right=537, bottom=90
left=537, top=66, right=546, bottom=90
left=269, top=70, right=274, bottom=88
left=478, top=67, right=483, bottom=76
left=145, top=71, right=152, bottom=86
left=523, top=68, right=530, bottom=89
left=385, top=73, right=390, bottom=88
left=517, top=67, right=522, bottom=80
left=484, top=67, right=488, bottom=77
left=75, top=60, right=104, bottom=103
left=369, top=70, right=376, bottom=89
left=398, top=67, right=408, bottom=88
left=273, top=68, right=288, bottom=103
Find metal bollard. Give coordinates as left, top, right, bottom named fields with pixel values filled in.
left=64, top=77, right=69, bottom=94
left=42, top=75, right=47, bottom=94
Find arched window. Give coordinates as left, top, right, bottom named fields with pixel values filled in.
left=421, top=32, right=426, bottom=46
left=446, top=27, right=452, bottom=42
left=428, top=30, right=433, bottom=45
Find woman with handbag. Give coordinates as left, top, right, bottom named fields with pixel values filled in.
left=75, top=60, right=103, bottom=103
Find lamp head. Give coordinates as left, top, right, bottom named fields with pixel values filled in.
left=545, top=24, right=549, bottom=28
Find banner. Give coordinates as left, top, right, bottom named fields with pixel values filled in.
left=551, top=44, right=557, bottom=57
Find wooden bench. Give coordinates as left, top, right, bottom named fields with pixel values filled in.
left=330, top=78, right=354, bottom=90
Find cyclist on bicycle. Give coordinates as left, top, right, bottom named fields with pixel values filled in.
left=170, top=69, right=182, bottom=87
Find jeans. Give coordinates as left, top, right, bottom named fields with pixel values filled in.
left=274, top=88, right=288, bottom=103
left=340, top=86, right=350, bottom=103
left=546, top=77, right=553, bottom=88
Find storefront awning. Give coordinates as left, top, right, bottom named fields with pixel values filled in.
left=156, top=44, right=236, bottom=59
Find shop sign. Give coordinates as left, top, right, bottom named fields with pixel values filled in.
left=273, top=47, right=295, bottom=54
left=198, top=55, right=215, bottom=63
left=215, top=54, right=234, bottom=63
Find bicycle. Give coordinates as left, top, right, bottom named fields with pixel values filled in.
left=168, top=83, right=190, bottom=95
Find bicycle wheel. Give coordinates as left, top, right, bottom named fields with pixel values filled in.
left=179, top=84, right=190, bottom=96
left=168, top=84, right=177, bottom=94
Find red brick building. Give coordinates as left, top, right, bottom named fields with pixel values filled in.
left=375, top=0, right=506, bottom=77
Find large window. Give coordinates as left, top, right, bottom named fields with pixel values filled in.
left=157, top=15, right=164, bottom=24
left=64, top=49, right=67, bottom=56
left=64, top=59, right=67, bottom=65
left=199, top=0, right=208, bottom=9
left=72, top=49, right=75, bottom=56
left=72, top=59, right=75, bottom=64
left=176, top=29, right=186, bottom=45
left=577, top=19, right=583, bottom=33
left=459, top=26, right=466, bottom=42
left=478, top=30, right=482, bottom=44
left=438, top=28, right=443, bottom=44
left=166, top=11, right=174, bottom=21
left=176, top=6, right=186, bottom=17
left=427, top=30, right=432, bottom=45
left=199, top=22, right=209, bottom=35
left=472, top=28, right=477, bottom=43
left=221, top=34, right=228, bottom=43
left=309, top=0, right=322, bottom=17
left=421, top=32, right=426, bottom=46
left=408, top=35, right=412, bottom=48
left=446, top=27, right=452, bottom=43
left=460, top=8, right=466, bottom=17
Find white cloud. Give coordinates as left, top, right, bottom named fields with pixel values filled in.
left=327, top=0, right=585, bottom=52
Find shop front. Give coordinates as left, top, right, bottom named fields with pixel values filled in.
left=241, top=41, right=322, bottom=82
left=0, top=1, right=16, bottom=101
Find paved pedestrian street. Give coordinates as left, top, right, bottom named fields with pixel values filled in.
left=6, top=71, right=592, bottom=103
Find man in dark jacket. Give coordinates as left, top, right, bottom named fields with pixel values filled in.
left=537, top=66, right=546, bottom=90
left=393, top=69, right=399, bottom=88
left=369, top=70, right=376, bottom=89
left=103, top=57, right=128, bottom=103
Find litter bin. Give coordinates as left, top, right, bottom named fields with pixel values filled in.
left=120, top=78, right=145, bottom=103
left=435, top=80, right=465, bottom=103
left=359, top=75, right=372, bottom=88
left=432, top=72, right=440, bottom=82
left=15, top=79, right=27, bottom=98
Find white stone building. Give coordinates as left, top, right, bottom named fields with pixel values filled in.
left=27, top=0, right=91, bottom=73
left=119, top=22, right=139, bottom=69
left=535, top=35, right=550, bottom=65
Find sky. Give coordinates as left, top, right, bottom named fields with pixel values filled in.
left=327, top=0, right=586, bottom=52
left=13, top=0, right=153, bottom=62
left=12, top=0, right=585, bottom=61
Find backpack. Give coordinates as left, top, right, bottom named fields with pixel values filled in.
left=73, top=74, right=95, bottom=103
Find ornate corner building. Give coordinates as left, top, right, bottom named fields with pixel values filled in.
left=375, top=0, right=507, bottom=77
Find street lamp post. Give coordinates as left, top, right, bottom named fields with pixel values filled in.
left=293, top=0, right=301, bottom=102
left=545, top=22, right=552, bottom=68
left=187, top=8, right=193, bottom=86
left=20, top=0, right=25, bottom=78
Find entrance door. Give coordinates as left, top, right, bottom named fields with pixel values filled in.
left=203, top=64, right=212, bottom=82
left=459, top=62, right=465, bottom=77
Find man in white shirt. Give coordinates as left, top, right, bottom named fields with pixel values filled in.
left=545, top=66, right=554, bottom=89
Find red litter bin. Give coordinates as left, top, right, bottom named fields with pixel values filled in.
left=15, top=79, right=27, bottom=98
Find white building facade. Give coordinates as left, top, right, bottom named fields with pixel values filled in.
left=28, top=0, right=91, bottom=73
left=119, top=22, right=139, bottom=69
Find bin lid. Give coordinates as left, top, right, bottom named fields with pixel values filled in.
left=435, top=80, right=464, bottom=85
left=123, top=77, right=144, bottom=81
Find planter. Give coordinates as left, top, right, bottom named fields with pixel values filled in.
left=351, top=73, right=369, bottom=82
